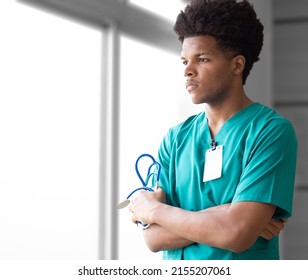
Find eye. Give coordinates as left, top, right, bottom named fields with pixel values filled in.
left=182, top=60, right=188, bottom=66
left=198, top=58, right=209, bottom=63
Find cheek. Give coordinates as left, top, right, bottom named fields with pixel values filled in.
left=199, top=70, right=233, bottom=95
left=200, top=71, right=221, bottom=89
left=213, top=67, right=233, bottom=85
left=199, top=64, right=232, bottom=89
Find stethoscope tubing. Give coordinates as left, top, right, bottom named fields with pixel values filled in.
left=135, top=153, right=161, bottom=187
left=126, top=186, right=154, bottom=200
left=128, top=153, right=161, bottom=229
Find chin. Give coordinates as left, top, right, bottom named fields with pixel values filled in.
left=190, top=96, right=206, bottom=105
left=191, top=100, right=203, bottom=105
left=189, top=92, right=208, bottom=105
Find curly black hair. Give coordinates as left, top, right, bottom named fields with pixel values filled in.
left=174, top=0, right=264, bottom=85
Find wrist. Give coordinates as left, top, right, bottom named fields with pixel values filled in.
left=148, top=201, right=164, bottom=224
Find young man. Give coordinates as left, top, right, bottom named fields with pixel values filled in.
left=129, top=0, right=297, bottom=260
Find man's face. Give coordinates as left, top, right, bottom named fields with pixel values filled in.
left=181, top=35, right=237, bottom=105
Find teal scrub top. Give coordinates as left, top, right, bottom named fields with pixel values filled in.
left=157, top=103, right=297, bottom=260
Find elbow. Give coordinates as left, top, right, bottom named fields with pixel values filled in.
left=143, top=229, right=163, bottom=253
left=228, top=242, right=252, bottom=254
left=146, top=242, right=162, bottom=253
left=222, top=227, right=257, bottom=253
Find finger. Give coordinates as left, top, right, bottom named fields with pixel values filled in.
left=260, top=229, right=274, bottom=240
left=261, top=219, right=286, bottom=240
left=129, top=203, right=134, bottom=213
left=265, top=222, right=283, bottom=236
left=131, top=214, right=137, bottom=224
left=269, top=219, right=285, bottom=231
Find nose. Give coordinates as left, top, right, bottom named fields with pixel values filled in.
left=184, top=62, right=197, bottom=78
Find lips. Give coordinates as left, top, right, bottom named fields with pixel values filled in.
left=185, top=80, right=199, bottom=91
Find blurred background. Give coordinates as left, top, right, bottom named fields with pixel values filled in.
left=0, top=0, right=306, bottom=260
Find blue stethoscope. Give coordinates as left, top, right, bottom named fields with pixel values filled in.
left=118, top=153, right=161, bottom=229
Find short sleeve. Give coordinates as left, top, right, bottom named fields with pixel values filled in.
left=157, top=132, right=169, bottom=183
left=156, top=121, right=184, bottom=204
left=232, top=119, right=297, bottom=219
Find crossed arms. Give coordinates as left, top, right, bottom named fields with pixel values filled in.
left=130, top=188, right=286, bottom=253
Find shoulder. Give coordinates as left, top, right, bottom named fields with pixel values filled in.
left=253, top=104, right=297, bottom=142
left=253, top=103, right=291, bottom=125
left=159, top=112, right=204, bottom=154
left=166, top=112, right=205, bottom=141
left=243, top=104, right=297, bottom=161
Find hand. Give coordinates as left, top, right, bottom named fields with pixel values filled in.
left=260, top=218, right=288, bottom=240
left=129, top=187, right=165, bottom=225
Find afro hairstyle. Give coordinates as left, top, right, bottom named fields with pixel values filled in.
left=174, top=0, right=264, bottom=84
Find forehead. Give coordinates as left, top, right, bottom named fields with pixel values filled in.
left=181, top=35, right=221, bottom=57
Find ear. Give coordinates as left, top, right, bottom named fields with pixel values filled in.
left=232, top=55, right=245, bottom=76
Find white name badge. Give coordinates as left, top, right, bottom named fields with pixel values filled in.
left=203, top=145, right=223, bottom=182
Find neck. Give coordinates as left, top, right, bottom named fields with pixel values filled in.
left=205, top=94, right=253, bottom=138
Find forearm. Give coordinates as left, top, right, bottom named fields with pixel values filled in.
left=143, top=204, right=282, bottom=253
left=147, top=201, right=276, bottom=253
left=131, top=190, right=277, bottom=253
left=142, top=203, right=229, bottom=252
left=134, top=195, right=241, bottom=252
left=143, top=203, right=230, bottom=252
left=143, top=224, right=194, bottom=252
left=149, top=203, right=234, bottom=251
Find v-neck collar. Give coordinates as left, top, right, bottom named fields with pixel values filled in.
left=200, top=102, right=261, bottom=147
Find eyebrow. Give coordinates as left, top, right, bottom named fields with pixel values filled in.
left=181, top=52, right=211, bottom=60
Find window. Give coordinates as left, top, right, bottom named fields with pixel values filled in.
left=129, top=0, right=186, bottom=21
left=0, top=1, right=101, bottom=259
